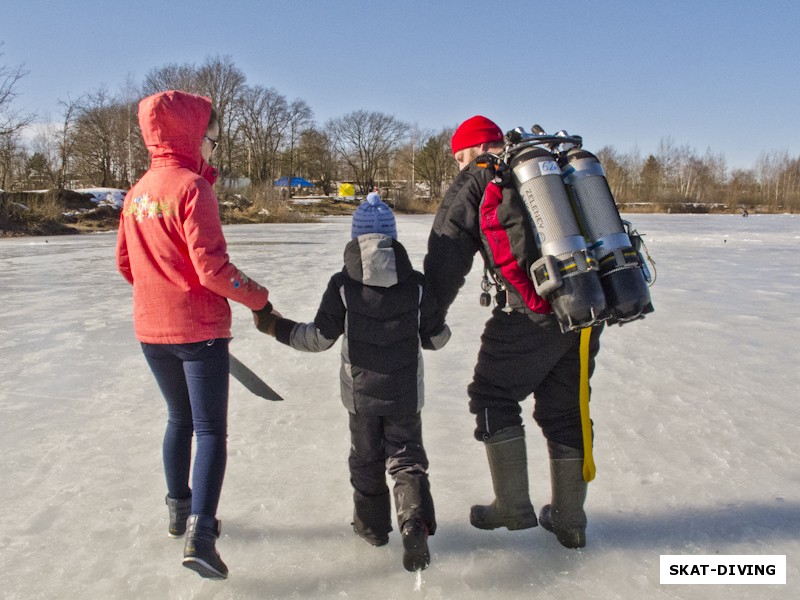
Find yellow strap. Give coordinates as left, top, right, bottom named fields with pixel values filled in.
left=579, top=327, right=596, bottom=482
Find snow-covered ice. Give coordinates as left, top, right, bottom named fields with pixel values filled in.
left=1, top=213, right=798, bottom=599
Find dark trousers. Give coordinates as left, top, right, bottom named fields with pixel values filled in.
left=141, top=338, right=229, bottom=519
left=468, top=309, right=602, bottom=450
left=348, top=412, right=436, bottom=537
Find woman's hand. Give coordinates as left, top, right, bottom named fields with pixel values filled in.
left=253, top=302, right=282, bottom=336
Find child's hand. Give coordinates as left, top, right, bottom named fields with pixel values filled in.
left=253, top=302, right=282, bottom=336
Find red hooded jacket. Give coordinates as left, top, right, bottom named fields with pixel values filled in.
left=116, top=90, right=269, bottom=344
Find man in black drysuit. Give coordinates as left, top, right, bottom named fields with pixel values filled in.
left=423, top=115, right=603, bottom=548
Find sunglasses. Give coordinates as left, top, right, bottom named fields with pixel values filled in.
left=203, top=135, right=219, bottom=152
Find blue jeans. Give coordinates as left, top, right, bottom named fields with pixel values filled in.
left=141, top=338, right=230, bottom=519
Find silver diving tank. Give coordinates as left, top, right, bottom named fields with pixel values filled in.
left=559, top=147, right=654, bottom=323
left=507, top=144, right=608, bottom=332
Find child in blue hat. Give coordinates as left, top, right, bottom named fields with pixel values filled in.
left=255, top=192, right=450, bottom=572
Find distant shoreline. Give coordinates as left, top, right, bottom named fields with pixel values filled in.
left=3, top=206, right=792, bottom=239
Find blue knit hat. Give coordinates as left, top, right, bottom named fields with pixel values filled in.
left=351, top=192, right=397, bottom=239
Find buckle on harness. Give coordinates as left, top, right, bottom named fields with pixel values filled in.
left=530, top=255, right=563, bottom=296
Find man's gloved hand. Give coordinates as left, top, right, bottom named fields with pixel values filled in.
left=253, top=302, right=282, bottom=336
left=475, top=152, right=512, bottom=187
left=493, top=162, right=513, bottom=187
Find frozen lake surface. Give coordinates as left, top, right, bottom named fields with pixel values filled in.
left=1, top=213, right=798, bottom=599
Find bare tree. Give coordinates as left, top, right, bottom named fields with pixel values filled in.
left=783, top=157, right=800, bottom=211
left=236, top=85, right=291, bottom=183
left=326, top=110, right=409, bottom=193
left=29, top=121, right=59, bottom=188
left=756, top=150, right=800, bottom=210
left=597, top=146, right=630, bottom=203
left=695, top=149, right=727, bottom=204
left=52, top=95, right=82, bottom=189
left=195, top=55, right=246, bottom=177
left=654, top=137, right=685, bottom=203
left=280, top=98, right=314, bottom=192
left=728, top=167, right=758, bottom=208
left=0, top=131, right=27, bottom=190
left=414, top=127, right=456, bottom=201
left=0, top=46, right=33, bottom=189
left=296, top=128, right=337, bottom=195
left=72, top=87, right=134, bottom=187
left=618, top=147, right=644, bottom=203
left=141, top=62, right=201, bottom=97
left=1, top=51, right=32, bottom=137
left=392, top=124, right=428, bottom=202
left=118, top=75, right=149, bottom=187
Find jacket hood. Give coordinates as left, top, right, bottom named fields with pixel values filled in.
left=138, top=90, right=212, bottom=170
left=343, top=234, right=413, bottom=288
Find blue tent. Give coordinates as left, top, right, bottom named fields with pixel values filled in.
left=273, top=176, right=314, bottom=187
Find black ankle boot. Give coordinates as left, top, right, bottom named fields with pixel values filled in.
left=182, top=515, right=228, bottom=579
left=165, top=494, right=192, bottom=538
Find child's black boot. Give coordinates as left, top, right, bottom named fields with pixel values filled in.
left=352, top=490, right=392, bottom=546
left=401, top=518, right=430, bottom=572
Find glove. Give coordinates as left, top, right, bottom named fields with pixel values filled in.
left=475, top=153, right=512, bottom=187
left=253, top=302, right=281, bottom=336
left=493, top=162, right=512, bottom=187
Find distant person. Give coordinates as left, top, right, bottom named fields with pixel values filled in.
left=423, top=115, right=603, bottom=549
left=254, top=192, right=451, bottom=572
left=742, top=208, right=749, bottom=217
left=116, top=90, right=279, bottom=580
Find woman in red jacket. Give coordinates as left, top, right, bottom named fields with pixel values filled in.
left=116, top=90, right=276, bottom=579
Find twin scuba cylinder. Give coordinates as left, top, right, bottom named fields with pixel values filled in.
left=498, top=126, right=653, bottom=332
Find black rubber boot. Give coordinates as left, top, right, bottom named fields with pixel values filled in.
left=539, top=441, right=588, bottom=549
left=469, top=426, right=538, bottom=531
left=182, top=515, right=228, bottom=579
left=165, top=493, right=192, bottom=538
left=401, top=518, right=430, bottom=572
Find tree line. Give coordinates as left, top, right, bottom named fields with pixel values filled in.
left=1, top=51, right=799, bottom=211
left=597, top=141, right=800, bottom=212
left=0, top=53, right=458, bottom=206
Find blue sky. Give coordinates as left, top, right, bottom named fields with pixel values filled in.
left=3, top=0, right=798, bottom=169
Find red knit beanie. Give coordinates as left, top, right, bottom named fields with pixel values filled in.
left=451, top=115, right=503, bottom=155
